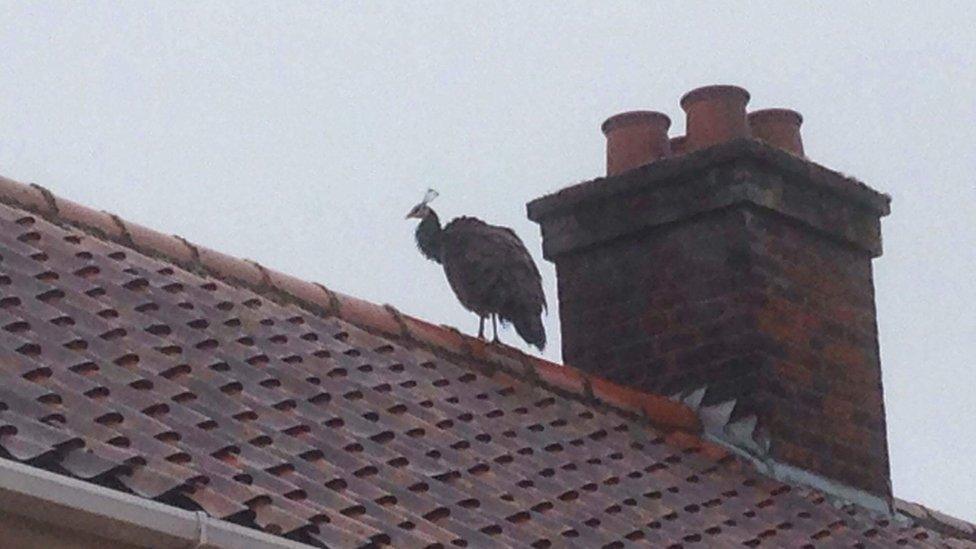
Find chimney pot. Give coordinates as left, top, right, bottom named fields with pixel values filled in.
left=601, top=111, right=671, bottom=176
left=669, top=135, right=687, bottom=156
left=680, top=85, right=751, bottom=152
left=748, top=108, right=805, bottom=156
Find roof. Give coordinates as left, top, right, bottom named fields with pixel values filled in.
left=0, top=174, right=972, bottom=548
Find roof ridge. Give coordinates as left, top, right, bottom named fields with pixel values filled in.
left=0, top=174, right=701, bottom=438
left=894, top=499, right=976, bottom=543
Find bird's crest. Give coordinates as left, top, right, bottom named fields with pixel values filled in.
left=421, top=188, right=439, bottom=205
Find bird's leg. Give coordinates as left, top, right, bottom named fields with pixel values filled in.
left=491, top=314, right=500, bottom=344
left=477, top=316, right=486, bottom=340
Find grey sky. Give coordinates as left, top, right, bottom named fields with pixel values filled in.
left=1, top=1, right=973, bottom=521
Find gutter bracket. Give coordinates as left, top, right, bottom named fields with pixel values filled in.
left=195, top=511, right=209, bottom=548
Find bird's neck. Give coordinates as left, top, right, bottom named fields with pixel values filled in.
left=415, top=210, right=443, bottom=263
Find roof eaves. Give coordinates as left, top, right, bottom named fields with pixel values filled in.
left=0, top=456, right=312, bottom=549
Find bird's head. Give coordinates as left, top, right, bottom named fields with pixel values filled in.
left=405, top=188, right=439, bottom=220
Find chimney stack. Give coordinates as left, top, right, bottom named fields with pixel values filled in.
left=601, top=111, right=672, bottom=176
left=529, top=85, right=892, bottom=501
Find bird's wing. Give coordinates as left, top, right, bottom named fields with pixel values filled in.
left=485, top=225, right=547, bottom=311
left=441, top=217, right=546, bottom=315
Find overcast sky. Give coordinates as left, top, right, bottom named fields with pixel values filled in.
left=1, top=1, right=973, bottom=521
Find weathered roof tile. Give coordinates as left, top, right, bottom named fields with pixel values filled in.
left=53, top=196, right=126, bottom=241
left=0, top=177, right=52, bottom=214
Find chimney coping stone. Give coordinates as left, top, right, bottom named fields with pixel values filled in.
left=527, top=138, right=890, bottom=222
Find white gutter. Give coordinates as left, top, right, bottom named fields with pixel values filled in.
left=0, top=457, right=312, bottom=549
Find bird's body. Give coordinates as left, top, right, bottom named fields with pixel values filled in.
left=407, top=192, right=546, bottom=349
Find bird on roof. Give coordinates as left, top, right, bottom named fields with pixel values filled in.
left=406, top=189, right=547, bottom=350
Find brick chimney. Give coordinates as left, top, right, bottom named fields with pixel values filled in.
left=527, top=85, right=893, bottom=501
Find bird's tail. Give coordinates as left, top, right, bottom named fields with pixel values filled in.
left=512, top=313, right=546, bottom=351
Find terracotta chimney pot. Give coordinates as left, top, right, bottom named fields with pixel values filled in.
left=748, top=108, right=805, bottom=156
left=601, top=111, right=672, bottom=176
left=680, top=85, right=751, bottom=152
left=669, top=135, right=687, bottom=156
